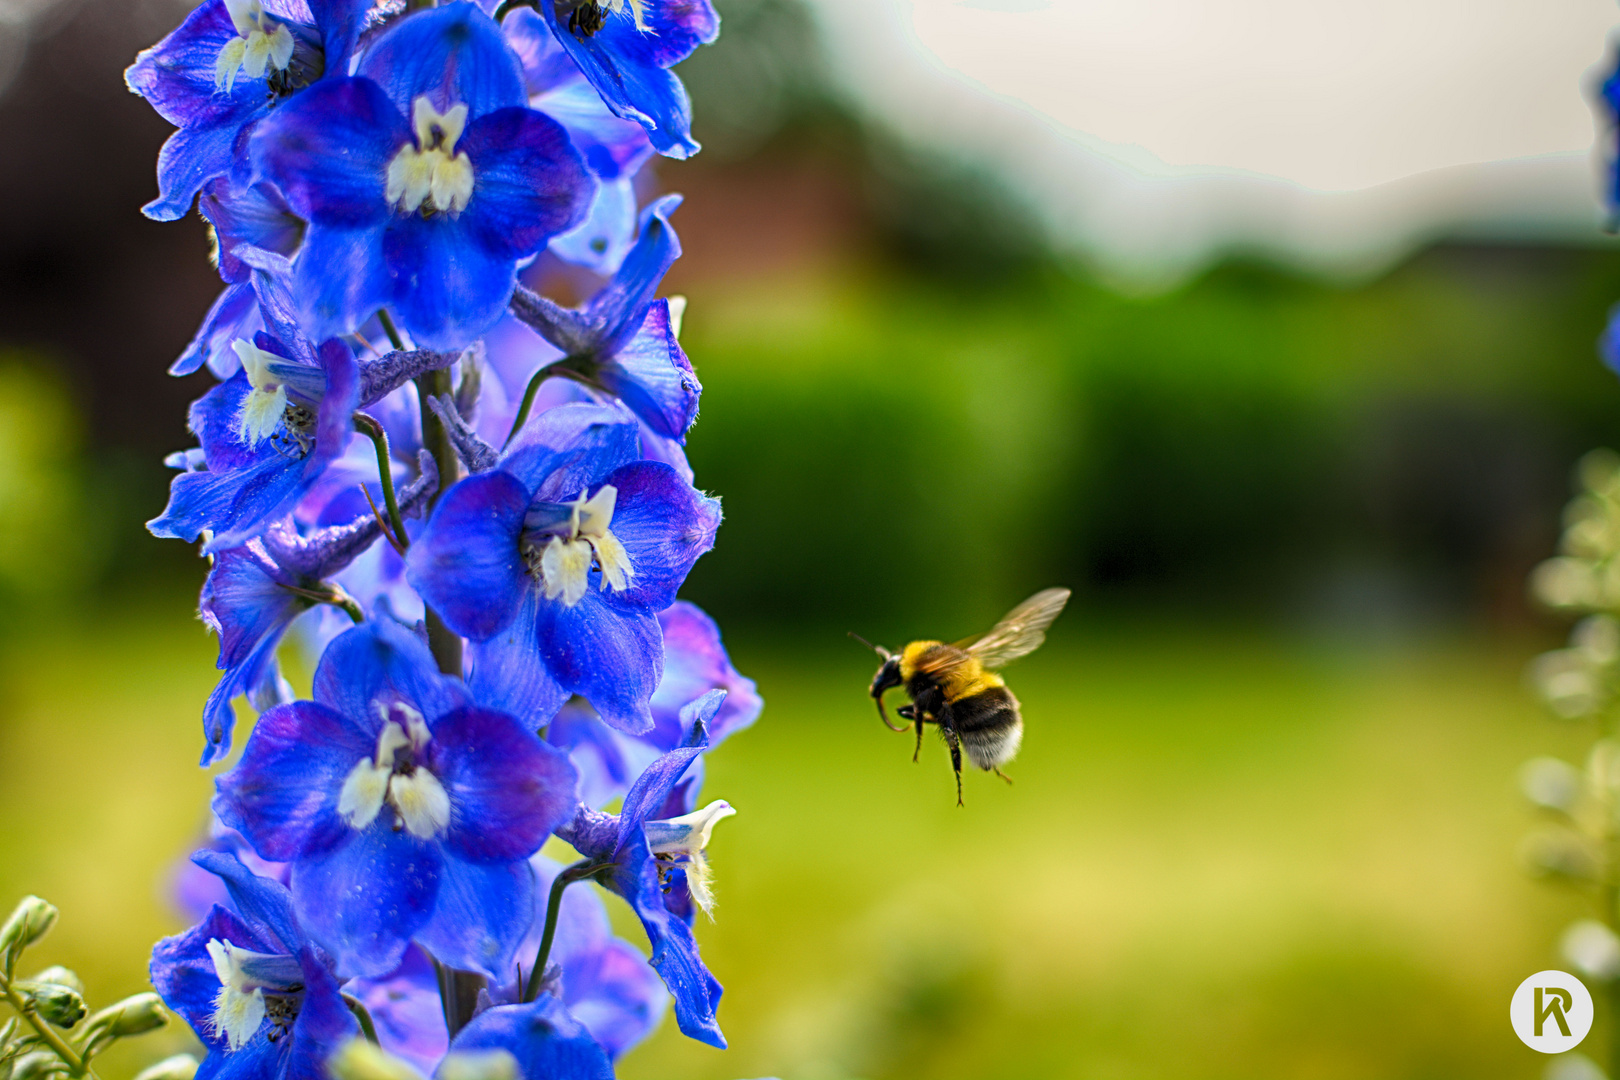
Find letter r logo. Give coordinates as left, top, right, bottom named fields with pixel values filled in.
left=1535, top=986, right=1573, bottom=1037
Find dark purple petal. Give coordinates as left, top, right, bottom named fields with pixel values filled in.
left=280, top=948, right=361, bottom=1080
left=534, top=592, right=661, bottom=735
left=312, top=339, right=361, bottom=462
left=191, top=850, right=304, bottom=954
left=251, top=77, right=405, bottom=225
left=151, top=905, right=272, bottom=1050
left=312, top=618, right=471, bottom=723
left=612, top=832, right=723, bottom=1047
left=432, top=705, right=577, bottom=861
left=359, top=2, right=525, bottom=119
left=416, top=857, right=533, bottom=978
left=407, top=469, right=530, bottom=640
left=583, top=193, right=681, bottom=352
left=595, top=299, right=699, bottom=441
left=214, top=701, right=371, bottom=862
left=309, top=0, right=367, bottom=76
left=292, top=824, right=442, bottom=979
left=383, top=214, right=518, bottom=351
left=458, top=107, right=594, bottom=263
left=172, top=283, right=260, bottom=375
left=443, top=996, right=613, bottom=1080
left=598, top=459, right=719, bottom=611
left=650, top=601, right=761, bottom=750
left=465, top=588, right=571, bottom=722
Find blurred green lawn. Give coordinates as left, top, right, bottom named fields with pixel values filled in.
left=0, top=602, right=1593, bottom=1079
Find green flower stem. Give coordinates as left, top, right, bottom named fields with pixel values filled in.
left=522, top=862, right=607, bottom=1004
left=413, top=346, right=463, bottom=676
left=502, top=358, right=592, bottom=448
left=491, top=0, right=533, bottom=21
left=341, top=994, right=380, bottom=1046
left=278, top=582, right=364, bottom=624
left=352, top=412, right=408, bottom=552
left=0, top=974, right=90, bottom=1078
left=375, top=309, right=406, bottom=352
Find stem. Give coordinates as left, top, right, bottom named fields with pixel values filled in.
left=504, top=364, right=551, bottom=448
left=503, top=358, right=593, bottom=448
left=416, top=362, right=463, bottom=676
left=353, top=412, right=409, bottom=552
left=522, top=862, right=605, bottom=1003
left=0, top=976, right=90, bottom=1078
left=376, top=309, right=406, bottom=351
left=278, top=582, right=364, bottom=624
left=429, top=957, right=485, bottom=1041
left=492, top=0, right=533, bottom=20
left=341, top=994, right=380, bottom=1046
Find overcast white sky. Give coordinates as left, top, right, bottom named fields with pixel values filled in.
left=813, top=0, right=1620, bottom=281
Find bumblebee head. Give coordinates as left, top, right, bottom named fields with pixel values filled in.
left=869, top=655, right=902, bottom=698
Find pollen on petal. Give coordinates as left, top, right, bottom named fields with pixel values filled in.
left=389, top=769, right=451, bottom=839
left=338, top=759, right=390, bottom=830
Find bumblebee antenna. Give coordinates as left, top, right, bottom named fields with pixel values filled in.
left=847, top=631, right=892, bottom=660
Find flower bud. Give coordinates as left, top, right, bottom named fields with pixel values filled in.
left=1544, top=1050, right=1607, bottom=1080
left=1522, top=827, right=1599, bottom=881
left=328, top=1039, right=423, bottom=1080
left=25, top=967, right=83, bottom=995
left=437, top=1050, right=517, bottom=1080
left=15, top=981, right=86, bottom=1028
left=1563, top=919, right=1620, bottom=982
left=1522, top=756, right=1583, bottom=813
left=85, top=993, right=168, bottom=1038
left=8, top=1053, right=65, bottom=1080
left=134, top=1054, right=199, bottom=1080
left=0, top=897, right=58, bottom=961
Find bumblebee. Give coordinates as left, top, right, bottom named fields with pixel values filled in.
left=855, top=588, right=1070, bottom=805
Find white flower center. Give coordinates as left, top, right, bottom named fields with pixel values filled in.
left=385, top=98, right=475, bottom=217
left=337, top=703, right=451, bottom=840
left=523, top=485, right=635, bottom=607
left=233, top=339, right=290, bottom=447
left=642, top=800, right=735, bottom=919
left=214, top=0, right=295, bottom=94
left=204, top=939, right=303, bottom=1051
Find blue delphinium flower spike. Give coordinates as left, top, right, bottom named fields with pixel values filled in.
left=214, top=617, right=579, bottom=979
left=249, top=2, right=595, bottom=349
left=151, top=851, right=359, bottom=1080
left=126, top=0, right=367, bottom=221
left=507, top=194, right=700, bottom=447
left=530, top=0, right=718, bottom=160
left=557, top=691, right=732, bottom=1048
left=405, top=401, right=721, bottom=733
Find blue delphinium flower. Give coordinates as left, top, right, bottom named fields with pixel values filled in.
left=506, top=194, right=700, bottom=451
left=151, top=850, right=359, bottom=1080
left=126, top=0, right=366, bottom=221
left=527, top=0, right=718, bottom=160
left=249, top=2, right=595, bottom=350
left=214, top=617, right=579, bottom=979
left=195, top=463, right=436, bottom=765
left=550, top=600, right=761, bottom=808
left=557, top=691, right=733, bottom=1047
left=406, top=401, right=720, bottom=733
left=444, top=993, right=612, bottom=1080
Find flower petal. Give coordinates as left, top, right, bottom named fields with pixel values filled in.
left=214, top=701, right=373, bottom=862
left=613, top=831, right=723, bottom=1047
left=431, top=705, right=577, bottom=861
left=359, top=1, right=525, bottom=119
left=596, top=459, right=719, bottom=611
left=312, top=618, right=471, bottom=724
left=279, top=948, right=362, bottom=1080
left=443, top=995, right=613, bottom=1080
left=252, top=76, right=406, bottom=225
left=595, top=299, right=699, bottom=441
left=191, top=850, right=305, bottom=954
left=383, top=214, right=517, bottom=351
left=292, top=824, right=442, bottom=979
left=416, top=857, right=533, bottom=978
left=533, top=590, right=661, bottom=735
left=465, top=588, right=572, bottom=722
left=407, top=469, right=530, bottom=640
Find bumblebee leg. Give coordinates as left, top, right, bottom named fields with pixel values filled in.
left=941, top=720, right=964, bottom=807
left=993, top=767, right=1013, bottom=785
left=875, top=694, right=908, bottom=733
left=912, top=711, right=925, bottom=763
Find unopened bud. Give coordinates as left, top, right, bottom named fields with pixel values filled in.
left=0, top=897, right=58, bottom=960
left=437, top=1050, right=517, bottom=1080
left=8, top=1053, right=65, bottom=1080
left=15, top=981, right=86, bottom=1028
left=85, top=993, right=167, bottom=1038
left=1522, top=827, right=1600, bottom=880
left=1522, top=756, right=1583, bottom=813
left=1563, top=919, right=1620, bottom=982
left=134, top=1054, right=199, bottom=1080
left=26, top=967, right=83, bottom=995
left=328, top=1039, right=422, bottom=1080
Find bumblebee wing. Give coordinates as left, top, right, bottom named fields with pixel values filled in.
left=964, top=588, right=1071, bottom=670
